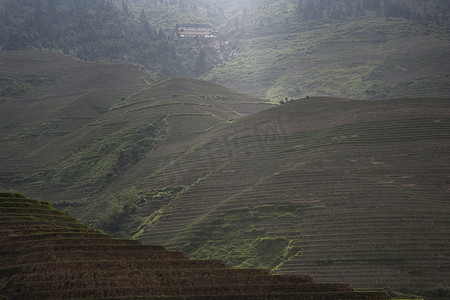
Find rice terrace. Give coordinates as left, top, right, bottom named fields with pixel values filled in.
left=1, top=0, right=450, bottom=299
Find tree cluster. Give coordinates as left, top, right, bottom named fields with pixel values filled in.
left=0, top=0, right=186, bottom=77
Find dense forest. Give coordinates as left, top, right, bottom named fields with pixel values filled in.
left=0, top=0, right=186, bottom=77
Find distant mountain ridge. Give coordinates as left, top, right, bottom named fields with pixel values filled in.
left=1, top=0, right=449, bottom=100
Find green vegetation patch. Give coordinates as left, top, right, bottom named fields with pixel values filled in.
left=2, top=119, right=69, bottom=141
left=166, top=113, right=221, bottom=135
left=0, top=192, right=26, bottom=199
left=179, top=203, right=303, bottom=272
left=0, top=75, right=56, bottom=98
left=87, top=185, right=189, bottom=238
left=94, top=186, right=141, bottom=238
left=49, top=120, right=167, bottom=186
left=389, top=287, right=450, bottom=300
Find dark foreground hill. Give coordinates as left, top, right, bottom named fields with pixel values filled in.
left=0, top=192, right=390, bottom=299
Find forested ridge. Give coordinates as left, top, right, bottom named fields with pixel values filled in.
left=0, top=0, right=185, bottom=77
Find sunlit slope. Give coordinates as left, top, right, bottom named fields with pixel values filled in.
left=203, top=17, right=450, bottom=101
left=136, top=97, right=450, bottom=290
left=0, top=50, right=271, bottom=212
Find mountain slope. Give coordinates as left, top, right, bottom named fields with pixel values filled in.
left=0, top=50, right=271, bottom=234
left=133, top=96, right=450, bottom=291
left=0, top=50, right=153, bottom=177
left=2, top=0, right=448, bottom=101
left=1, top=51, right=449, bottom=294
left=203, top=15, right=450, bottom=100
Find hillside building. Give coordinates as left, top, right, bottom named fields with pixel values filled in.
left=175, top=23, right=215, bottom=38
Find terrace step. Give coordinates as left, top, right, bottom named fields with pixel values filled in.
left=5, top=290, right=391, bottom=300
left=4, top=274, right=316, bottom=292
left=6, top=283, right=355, bottom=299
left=0, top=220, right=88, bottom=229
left=7, top=268, right=273, bottom=283
left=0, top=243, right=167, bottom=255
left=1, top=249, right=187, bottom=266
left=0, top=232, right=110, bottom=243
left=0, top=259, right=230, bottom=278
left=0, top=237, right=142, bottom=250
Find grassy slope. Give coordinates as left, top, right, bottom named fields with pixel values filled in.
left=134, top=96, right=450, bottom=291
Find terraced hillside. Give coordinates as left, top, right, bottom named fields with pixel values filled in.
left=1, top=50, right=449, bottom=296
left=0, top=50, right=271, bottom=226
left=133, top=97, right=450, bottom=292
left=0, top=49, right=153, bottom=194
left=0, top=192, right=390, bottom=299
